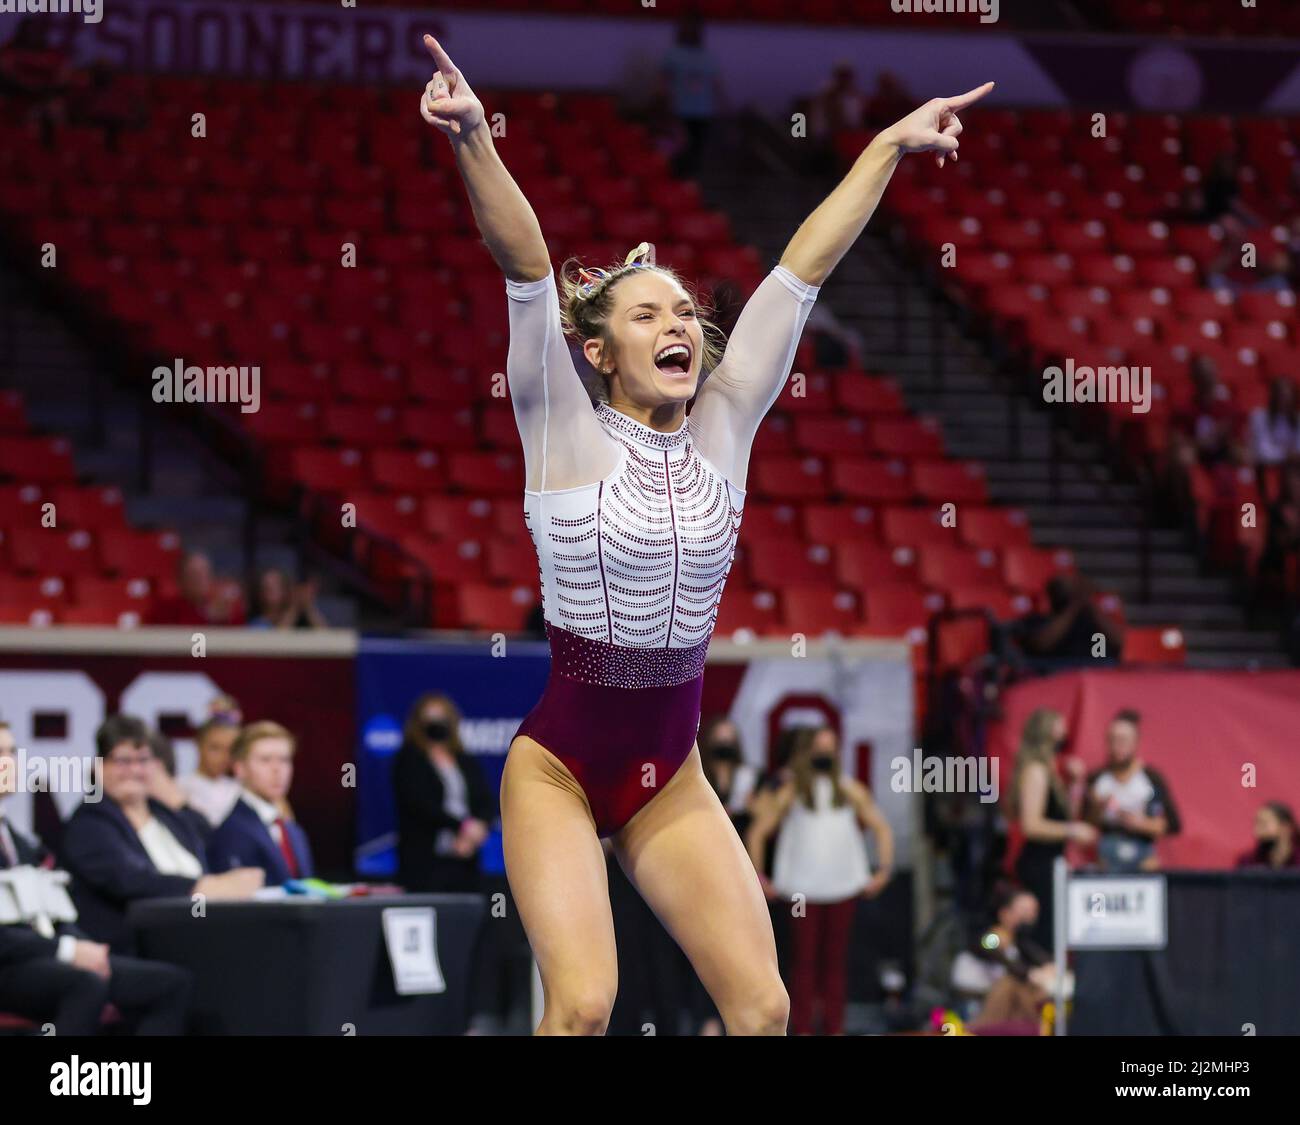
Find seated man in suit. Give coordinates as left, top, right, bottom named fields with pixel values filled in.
left=0, top=721, right=191, bottom=1034
left=208, top=721, right=315, bottom=884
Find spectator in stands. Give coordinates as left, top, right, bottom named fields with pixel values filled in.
left=145, top=729, right=213, bottom=848
left=60, top=715, right=264, bottom=951
left=807, top=61, right=867, bottom=142
left=1235, top=801, right=1299, bottom=870
left=247, top=567, right=328, bottom=630
left=951, top=882, right=1056, bottom=1033
left=1015, top=573, right=1125, bottom=666
left=863, top=70, right=914, bottom=128
left=1248, top=376, right=1300, bottom=467
left=1254, top=247, right=1299, bottom=292
left=1171, top=356, right=1245, bottom=471
left=0, top=722, right=193, bottom=1035
left=394, top=693, right=494, bottom=893
left=746, top=725, right=892, bottom=1035
left=207, top=721, right=315, bottom=883
left=148, top=550, right=244, bottom=626
left=0, top=17, right=73, bottom=138
left=657, top=12, right=725, bottom=176
left=1010, top=708, right=1095, bottom=950
left=1167, top=183, right=1206, bottom=224
left=801, top=60, right=867, bottom=174
left=1260, top=462, right=1300, bottom=594
left=178, top=709, right=243, bottom=829
left=1206, top=243, right=1299, bottom=293
left=1085, top=709, right=1180, bottom=873
left=1200, top=152, right=1265, bottom=229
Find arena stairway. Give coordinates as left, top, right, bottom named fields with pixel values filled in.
left=692, top=114, right=1291, bottom=669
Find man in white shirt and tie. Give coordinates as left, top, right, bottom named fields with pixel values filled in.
left=0, top=721, right=191, bottom=1034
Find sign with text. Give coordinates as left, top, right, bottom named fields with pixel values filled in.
left=1067, top=875, right=1168, bottom=950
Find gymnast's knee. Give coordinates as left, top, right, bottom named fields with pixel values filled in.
left=541, top=984, right=617, bottom=1036
left=720, top=979, right=790, bottom=1036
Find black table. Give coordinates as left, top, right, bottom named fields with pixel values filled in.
left=127, top=894, right=486, bottom=1035
left=1072, top=871, right=1300, bottom=1035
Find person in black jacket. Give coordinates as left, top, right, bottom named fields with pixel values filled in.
left=0, top=721, right=191, bottom=1034
left=394, top=693, right=494, bottom=893
left=59, top=715, right=264, bottom=952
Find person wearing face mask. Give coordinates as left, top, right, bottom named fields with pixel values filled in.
left=746, top=725, right=893, bottom=1036
left=1010, top=708, right=1096, bottom=951
left=393, top=692, right=495, bottom=894
left=1236, top=802, right=1300, bottom=870
left=699, top=715, right=759, bottom=832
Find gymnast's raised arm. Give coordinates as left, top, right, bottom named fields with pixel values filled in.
left=690, top=81, right=995, bottom=489
left=419, top=34, right=549, bottom=282
left=420, top=34, right=615, bottom=491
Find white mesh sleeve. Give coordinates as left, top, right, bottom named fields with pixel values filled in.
left=505, top=268, right=620, bottom=492
left=687, top=264, right=821, bottom=490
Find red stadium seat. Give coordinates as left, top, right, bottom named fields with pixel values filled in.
left=712, top=588, right=781, bottom=638
left=834, top=542, right=917, bottom=589
left=456, top=583, right=537, bottom=632
left=1122, top=626, right=1187, bottom=665
left=881, top=508, right=955, bottom=549
left=779, top=586, right=862, bottom=635
left=1001, top=546, right=1075, bottom=593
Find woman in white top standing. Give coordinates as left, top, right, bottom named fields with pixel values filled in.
left=747, top=725, right=894, bottom=1035
left=421, top=32, right=990, bottom=1036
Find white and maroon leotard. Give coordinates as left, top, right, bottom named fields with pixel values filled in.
left=505, top=263, right=820, bottom=836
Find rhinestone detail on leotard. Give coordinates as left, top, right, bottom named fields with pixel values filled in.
left=524, top=405, right=743, bottom=676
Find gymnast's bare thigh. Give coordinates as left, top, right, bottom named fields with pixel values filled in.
left=501, top=733, right=596, bottom=830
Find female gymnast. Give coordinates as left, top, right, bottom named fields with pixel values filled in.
left=420, top=33, right=991, bottom=1035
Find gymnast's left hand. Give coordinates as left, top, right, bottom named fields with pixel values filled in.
left=876, top=81, right=995, bottom=169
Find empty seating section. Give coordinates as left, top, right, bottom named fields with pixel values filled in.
left=0, top=390, right=182, bottom=625
left=848, top=108, right=1299, bottom=605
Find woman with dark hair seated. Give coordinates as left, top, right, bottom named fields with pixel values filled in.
left=60, top=715, right=264, bottom=952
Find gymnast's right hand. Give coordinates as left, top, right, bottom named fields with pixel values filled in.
left=419, top=33, right=485, bottom=139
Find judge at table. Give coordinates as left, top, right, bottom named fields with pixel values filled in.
left=208, top=721, right=316, bottom=885
left=60, top=715, right=265, bottom=952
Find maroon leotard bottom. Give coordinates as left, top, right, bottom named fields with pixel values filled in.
left=513, top=623, right=709, bottom=838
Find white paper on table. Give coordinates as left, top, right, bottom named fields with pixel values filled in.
left=381, top=906, right=446, bottom=996
left=251, top=887, right=290, bottom=901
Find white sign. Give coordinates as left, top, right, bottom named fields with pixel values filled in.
left=1066, top=875, right=1167, bottom=950
left=381, top=906, right=446, bottom=996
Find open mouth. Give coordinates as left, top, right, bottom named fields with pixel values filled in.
left=654, top=343, right=693, bottom=377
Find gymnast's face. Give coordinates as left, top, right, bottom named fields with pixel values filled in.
left=585, top=271, right=703, bottom=413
